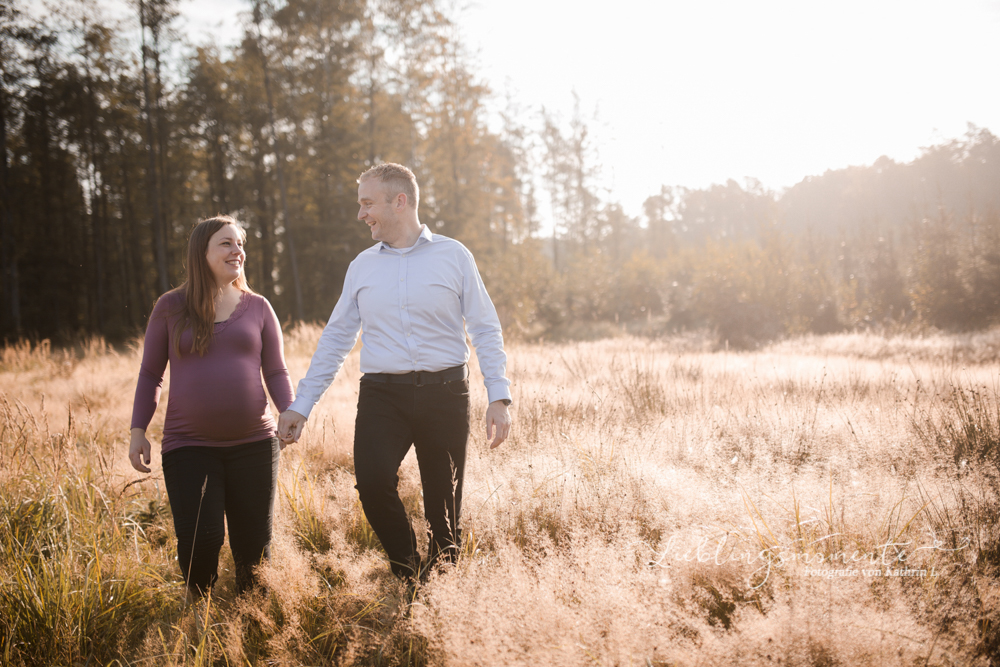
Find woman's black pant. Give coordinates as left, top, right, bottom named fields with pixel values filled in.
left=162, top=437, right=280, bottom=595
left=354, top=377, right=471, bottom=580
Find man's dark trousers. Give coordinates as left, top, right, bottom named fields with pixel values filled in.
left=354, top=374, right=471, bottom=579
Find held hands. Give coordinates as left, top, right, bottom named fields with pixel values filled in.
left=129, top=428, right=152, bottom=473
left=485, top=400, right=512, bottom=449
left=278, top=409, right=307, bottom=446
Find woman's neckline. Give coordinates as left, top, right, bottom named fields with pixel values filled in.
left=214, top=290, right=247, bottom=325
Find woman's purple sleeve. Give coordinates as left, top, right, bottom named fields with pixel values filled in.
left=260, top=297, right=294, bottom=412
left=130, top=298, right=170, bottom=430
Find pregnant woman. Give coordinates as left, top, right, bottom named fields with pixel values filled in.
left=128, top=215, right=293, bottom=597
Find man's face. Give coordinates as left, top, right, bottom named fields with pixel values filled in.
left=358, top=179, right=401, bottom=245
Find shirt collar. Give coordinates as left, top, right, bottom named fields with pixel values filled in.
left=379, top=224, right=433, bottom=254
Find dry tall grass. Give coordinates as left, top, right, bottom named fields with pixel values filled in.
left=1, top=328, right=999, bottom=665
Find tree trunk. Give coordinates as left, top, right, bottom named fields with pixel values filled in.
left=0, top=82, right=20, bottom=335
left=81, top=38, right=105, bottom=334
left=152, top=32, right=175, bottom=282
left=253, top=1, right=304, bottom=321
left=213, top=127, right=229, bottom=212
left=252, top=127, right=274, bottom=298
left=116, top=124, right=150, bottom=320
left=139, top=0, right=168, bottom=295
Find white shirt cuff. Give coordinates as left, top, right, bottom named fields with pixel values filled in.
left=287, top=396, right=316, bottom=420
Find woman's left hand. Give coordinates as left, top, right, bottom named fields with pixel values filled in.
left=278, top=409, right=306, bottom=446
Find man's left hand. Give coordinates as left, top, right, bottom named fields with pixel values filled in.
left=485, top=400, right=512, bottom=449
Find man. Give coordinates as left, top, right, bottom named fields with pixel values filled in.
left=278, top=163, right=512, bottom=581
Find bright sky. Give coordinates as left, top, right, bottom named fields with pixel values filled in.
left=459, top=0, right=1000, bottom=214
left=65, top=0, right=1000, bottom=217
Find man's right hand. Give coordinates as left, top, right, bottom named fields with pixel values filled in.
left=278, top=410, right=307, bottom=445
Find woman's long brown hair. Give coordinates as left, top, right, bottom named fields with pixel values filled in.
left=165, top=216, right=254, bottom=356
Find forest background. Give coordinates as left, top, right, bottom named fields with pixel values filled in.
left=2, top=0, right=1000, bottom=348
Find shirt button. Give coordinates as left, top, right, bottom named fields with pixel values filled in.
left=402, top=305, right=406, bottom=309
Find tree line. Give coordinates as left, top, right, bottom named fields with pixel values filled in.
left=2, top=0, right=999, bottom=348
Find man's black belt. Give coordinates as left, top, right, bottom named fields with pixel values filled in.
left=362, top=364, right=468, bottom=386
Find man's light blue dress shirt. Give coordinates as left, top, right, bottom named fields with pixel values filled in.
left=288, top=226, right=512, bottom=419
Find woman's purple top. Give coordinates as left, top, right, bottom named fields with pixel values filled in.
left=130, top=290, right=294, bottom=454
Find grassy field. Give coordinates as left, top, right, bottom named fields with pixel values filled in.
left=1, top=327, right=999, bottom=666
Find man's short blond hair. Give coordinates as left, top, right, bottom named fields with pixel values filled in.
left=358, top=163, right=419, bottom=209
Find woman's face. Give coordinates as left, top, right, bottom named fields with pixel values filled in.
left=205, top=223, right=246, bottom=287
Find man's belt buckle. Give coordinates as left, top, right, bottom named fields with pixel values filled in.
left=415, top=371, right=426, bottom=387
